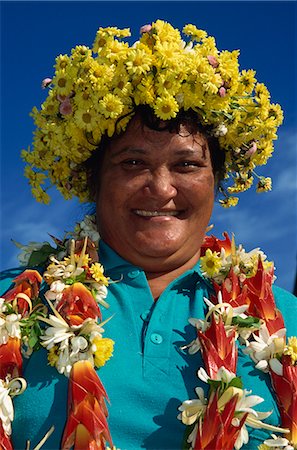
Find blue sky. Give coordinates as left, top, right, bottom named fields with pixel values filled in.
left=1, top=1, right=296, bottom=292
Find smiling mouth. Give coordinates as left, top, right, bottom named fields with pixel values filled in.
left=133, top=209, right=181, bottom=217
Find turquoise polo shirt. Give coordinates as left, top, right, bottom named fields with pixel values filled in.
left=0, top=240, right=296, bottom=450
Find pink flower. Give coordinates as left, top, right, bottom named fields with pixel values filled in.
left=57, top=94, right=67, bottom=103
left=41, top=78, right=52, bottom=89
left=207, top=55, right=219, bottom=68
left=219, top=87, right=226, bottom=97
left=140, top=24, right=152, bottom=34
left=246, top=142, right=257, bottom=157
left=59, top=99, right=72, bottom=115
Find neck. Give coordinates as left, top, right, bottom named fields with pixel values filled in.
left=145, top=251, right=200, bottom=300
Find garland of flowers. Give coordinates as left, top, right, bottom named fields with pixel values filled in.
left=22, top=21, right=283, bottom=207
left=179, top=233, right=297, bottom=450
left=1, top=216, right=296, bottom=449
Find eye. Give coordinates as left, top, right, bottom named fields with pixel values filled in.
left=176, top=161, right=201, bottom=171
left=121, top=159, right=144, bottom=169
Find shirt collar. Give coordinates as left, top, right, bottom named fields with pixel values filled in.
left=99, top=239, right=210, bottom=285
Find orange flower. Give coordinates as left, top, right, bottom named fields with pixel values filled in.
left=244, top=258, right=285, bottom=334
left=201, top=232, right=232, bottom=257
left=198, top=316, right=237, bottom=378
left=270, top=355, right=297, bottom=445
left=56, top=282, right=101, bottom=325
left=62, top=360, right=112, bottom=450
left=194, top=392, right=247, bottom=450
left=3, top=269, right=42, bottom=316
left=212, top=269, right=249, bottom=309
left=0, top=338, right=22, bottom=379
left=0, top=421, right=13, bottom=450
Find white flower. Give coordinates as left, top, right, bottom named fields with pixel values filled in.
left=0, top=313, right=21, bottom=344
left=269, top=358, right=283, bottom=376
left=40, top=314, right=74, bottom=349
left=56, top=345, right=73, bottom=376
left=178, top=386, right=207, bottom=426
left=15, top=241, right=49, bottom=266
left=198, top=366, right=236, bottom=384
left=213, top=123, right=228, bottom=137
left=70, top=336, right=88, bottom=358
left=0, top=298, right=7, bottom=313
left=5, top=314, right=21, bottom=339
left=45, top=280, right=66, bottom=303
left=184, top=317, right=209, bottom=354
left=264, top=434, right=293, bottom=449
left=203, top=292, right=249, bottom=329
left=0, top=381, right=14, bottom=435
left=94, top=283, right=108, bottom=307
left=244, top=325, right=286, bottom=372
left=73, top=215, right=100, bottom=244
left=0, top=317, right=9, bottom=344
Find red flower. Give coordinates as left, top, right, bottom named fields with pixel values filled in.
left=0, top=421, right=13, bottom=450
left=270, top=356, right=297, bottom=445
left=212, top=269, right=248, bottom=309
left=0, top=338, right=22, bottom=379
left=194, top=392, right=247, bottom=450
left=244, top=258, right=285, bottom=334
left=3, top=269, right=42, bottom=316
left=198, top=316, right=237, bottom=378
left=201, top=232, right=232, bottom=257
left=62, top=360, right=112, bottom=450
left=56, top=282, right=101, bottom=325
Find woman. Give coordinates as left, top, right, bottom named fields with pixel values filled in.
left=0, top=20, right=296, bottom=450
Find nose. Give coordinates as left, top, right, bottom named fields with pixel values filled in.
left=143, top=167, right=177, bottom=200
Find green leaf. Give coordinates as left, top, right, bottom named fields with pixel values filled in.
left=28, top=243, right=56, bottom=267
left=28, top=334, right=38, bottom=348
left=232, top=316, right=261, bottom=329
left=228, top=377, right=243, bottom=389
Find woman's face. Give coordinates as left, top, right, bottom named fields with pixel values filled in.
left=96, top=117, right=215, bottom=272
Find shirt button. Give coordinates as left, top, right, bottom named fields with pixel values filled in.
left=140, top=310, right=150, bottom=321
left=127, top=270, right=140, bottom=279
left=150, top=333, right=163, bottom=344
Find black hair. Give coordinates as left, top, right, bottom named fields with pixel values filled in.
left=83, top=105, right=225, bottom=200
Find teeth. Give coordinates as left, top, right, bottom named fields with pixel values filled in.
left=134, top=210, right=179, bottom=217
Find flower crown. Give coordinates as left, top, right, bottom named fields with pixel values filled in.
left=22, top=20, right=283, bottom=207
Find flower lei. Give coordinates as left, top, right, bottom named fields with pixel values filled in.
left=22, top=20, right=283, bottom=206
left=0, top=216, right=296, bottom=450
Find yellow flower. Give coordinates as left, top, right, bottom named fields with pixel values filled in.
left=200, top=249, right=222, bottom=277
left=31, top=187, right=50, bottom=204
left=92, top=337, right=114, bottom=367
left=54, top=54, right=71, bottom=71
left=64, top=253, right=90, bottom=267
left=74, top=108, right=98, bottom=132
left=183, top=24, right=207, bottom=42
left=90, top=263, right=109, bottom=285
left=258, top=445, right=269, bottom=450
left=228, top=176, right=254, bottom=193
left=256, top=177, right=272, bottom=193
left=125, top=46, right=152, bottom=76
left=48, top=346, right=59, bottom=367
left=153, top=94, right=179, bottom=120
left=98, top=93, right=124, bottom=119
left=284, top=336, right=297, bottom=364
left=219, top=196, right=239, bottom=208
left=24, top=20, right=283, bottom=205
left=52, top=70, right=73, bottom=96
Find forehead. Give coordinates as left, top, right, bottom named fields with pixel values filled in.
left=108, top=116, right=208, bottom=155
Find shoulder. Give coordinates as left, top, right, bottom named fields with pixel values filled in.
left=273, top=284, right=297, bottom=337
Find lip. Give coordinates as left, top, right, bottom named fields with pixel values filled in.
left=133, top=209, right=180, bottom=217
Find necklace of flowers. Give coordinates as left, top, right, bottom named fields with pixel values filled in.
left=0, top=215, right=296, bottom=450
left=0, top=221, right=114, bottom=449
left=178, top=233, right=297, bottom=450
